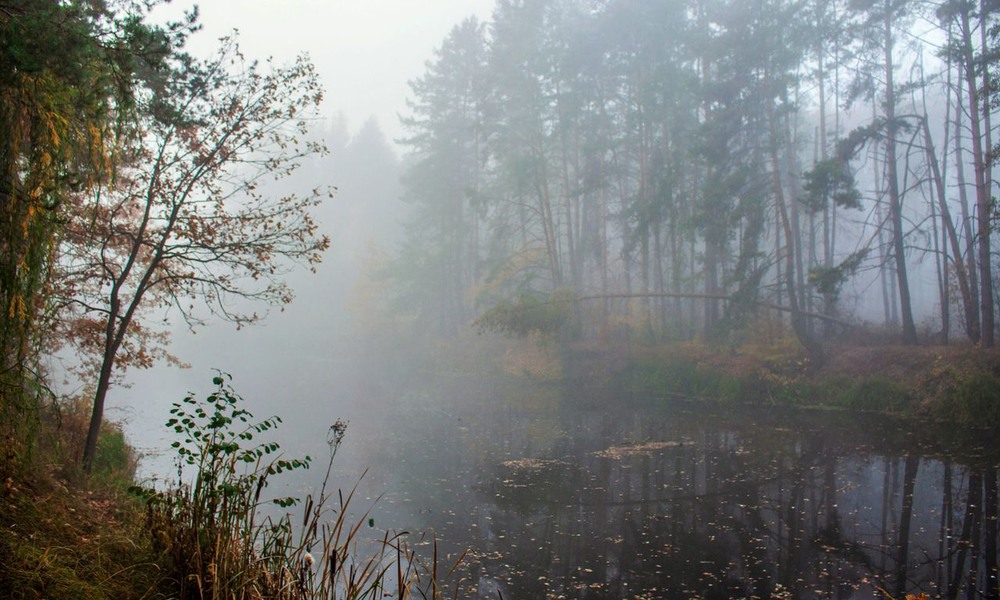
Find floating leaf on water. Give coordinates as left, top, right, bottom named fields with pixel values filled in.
left=593, top=440, right=684, bottom=459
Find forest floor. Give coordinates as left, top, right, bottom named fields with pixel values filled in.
left=0, top=451, right=162, bottom=599
left=819, top=342, right=995, bottom=385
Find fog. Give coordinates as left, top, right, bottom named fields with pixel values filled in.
left=107, top=0, right=989, bottom=472
left=113, top=118, right=402, bottom=475
left=69, top=1, right=999, bottom=597
left=163, top=0, right=496, bottom=146
left=111, top=1, right=492, bottom=473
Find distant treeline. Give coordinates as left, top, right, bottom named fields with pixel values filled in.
left=395, top=0, right=1000, bottom=353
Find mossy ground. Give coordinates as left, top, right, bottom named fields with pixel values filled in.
left=0, top=471, right=163, bottom=599
left=0, top=451, right=165, bottom=598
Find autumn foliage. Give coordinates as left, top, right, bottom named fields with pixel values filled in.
left=47, top=36, right=330, bottom=471
left=2, top=2, right=330, bottom=473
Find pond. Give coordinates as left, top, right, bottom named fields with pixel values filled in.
left=291, top=374, right=998, bottom=600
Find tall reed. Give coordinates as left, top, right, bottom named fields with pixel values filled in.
left=133, top=373, right=465, bottom=599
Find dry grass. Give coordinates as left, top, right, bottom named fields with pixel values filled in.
left=0, top=406, right=162, bottom=600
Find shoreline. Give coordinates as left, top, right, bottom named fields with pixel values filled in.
left=549, top=340, right=1000, bottom=427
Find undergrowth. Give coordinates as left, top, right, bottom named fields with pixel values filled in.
left=618, top=356, right=925, bottom=414
left=604, top=341, right=1000, bottom=420
left=923, top=366, right=1000, bottom=427
left=835, top=376, right=912, bottom=413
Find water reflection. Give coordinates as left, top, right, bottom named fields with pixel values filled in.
left=327, top=378, right=999, bottom=600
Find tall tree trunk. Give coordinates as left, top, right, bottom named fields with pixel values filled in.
left=816, top=1, right=832, bottom=275
left=784, top=99, right=809, bottom=332
left=84, top=337, right=119, bottom=472
left=918, top=50, right=952, bottom=342
left=959, top=4, right=995, bottom=347
left=638, top=116, right=654, bottom=341
left=767, top=70, right=824, bottom=364
left=883, top=1, right=918, bottom=344
left=871, top=98, right=895, bottom=327
left=922, top=117, right=978, bottom=342
left=704, top=242, right=719, bottom=339
left=953, top=68, right=981, bottom=337
left=83, top=172, right=174, bottom=472
left=932, top=182, right=950, bottom=343
left=558, top=87, right=580, bottom=291
left=536, top=153, right=563, bottom=288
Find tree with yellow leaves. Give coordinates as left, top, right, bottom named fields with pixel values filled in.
left=0, top=0, right=193, bottom=468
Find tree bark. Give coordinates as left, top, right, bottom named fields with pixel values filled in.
left=958, top=4, right=995, bottom=347
left=766, top=68, right=825, bottom=364
left=882, top=0, right=918, bottom=344
left=922, top=117, right=979, bottom=342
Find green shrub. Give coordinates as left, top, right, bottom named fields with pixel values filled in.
left=474, top=287, right=578, bottom=340
left=715, top=374, right=744, bottom=401
left=618, top=358, right=722, bottom=399
left=838, top=377, right=912, bottom=413
left=949, top=371, right=1000, bottom=426
left=133, top=373, right=315, bottom=598
left=90, top=426, right=137, bottom=486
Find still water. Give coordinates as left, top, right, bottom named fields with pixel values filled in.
left=301, top=375, right=998, bottom=600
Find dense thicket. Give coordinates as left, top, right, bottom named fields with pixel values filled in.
left=399, top=0, right=1000, bottom=355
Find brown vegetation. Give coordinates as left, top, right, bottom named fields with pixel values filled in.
left=0, top=399, right=160, bottom=599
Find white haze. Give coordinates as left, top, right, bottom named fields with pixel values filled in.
left=114, top=1, right=493, bottom=478
left=97, top=1, right=960, bottom=480
left=175, top=0, right=495, bottom=146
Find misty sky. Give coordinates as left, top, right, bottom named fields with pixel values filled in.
left=171, top=0, right=495, bottom=145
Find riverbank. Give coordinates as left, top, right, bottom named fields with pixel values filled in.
left=557, top=339, right=1000, bottom=426
left=415, top=330, right=1000, bottom=427
left=0, top=374, right=443, bottom=599
left=0, top=413, right=160, bottom=599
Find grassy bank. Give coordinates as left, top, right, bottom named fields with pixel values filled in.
left=389, top=330, right=1000, bottom=428
left=563, top=340, right=1000, bottom=427
left=0, top=399, right=160, bottom=599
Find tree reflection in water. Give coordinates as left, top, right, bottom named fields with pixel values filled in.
left=342, top=380, right=999, bottom=600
